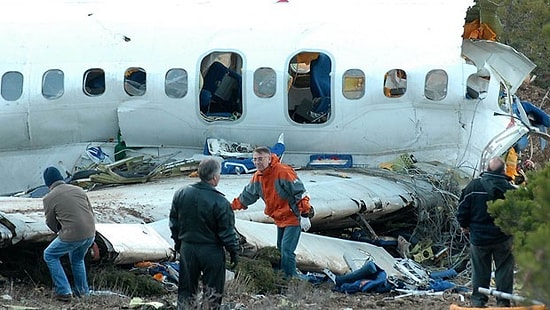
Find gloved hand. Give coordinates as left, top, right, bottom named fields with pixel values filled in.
left=301, top=205, right=315, bottom=219
left=231, top=198, right=247, bottom=210
left=229, top=251, right=239, bottom=269
left=297, top=196, right=311, bottom=215
left=300, top=216, right=311, bottom=232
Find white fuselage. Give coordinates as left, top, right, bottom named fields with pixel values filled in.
left=0, top=0, right=532, bottom=194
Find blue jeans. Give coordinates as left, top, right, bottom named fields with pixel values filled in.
left=43, top=236, right=95, bottom=296
left=277, top=225, right=301, bottom=278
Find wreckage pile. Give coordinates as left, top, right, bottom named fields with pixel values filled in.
left=1, top=150, right=469, bottom=293
left=3, top=133, right=547, bottom=308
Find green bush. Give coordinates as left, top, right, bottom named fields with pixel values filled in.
left=488, top=163, right=550, bottom=305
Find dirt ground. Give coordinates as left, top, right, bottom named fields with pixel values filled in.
left=1, top=84, right=547, bottom=310
left=0, top=276, right=475, bottom=310
left=0, top=272, right=519, bottom=310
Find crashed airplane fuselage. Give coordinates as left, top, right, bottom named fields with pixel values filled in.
left=0, top=0, right=546, bottom=276
left=0, top=0, right=541, bottom=194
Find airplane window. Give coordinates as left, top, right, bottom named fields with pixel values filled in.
left=83, top=69, right=105, bottom=96
left=424, top=69, right=448, bottom=101
left=42, top=69, right=64, bottom=100
left=384, top=69, right=407, bottom=98
left=466, top=69, right=490, bottom=100
left=289, top=51, right=332, bottom=124
left=1, top=71, right=23, bottom=101
left=342, top=69, right=365, bottom=100
left=254, top=67, right=276, bottom=98
left=124, top=67, right=146, bottom=96
left=199, top=52, right=243, bottom=122
left=165, top=68, right=188, bottom=99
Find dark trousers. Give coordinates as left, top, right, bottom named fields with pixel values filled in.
left=470, top=238, right=514, bottom=307
left=178, top=243, right=226, bottom=310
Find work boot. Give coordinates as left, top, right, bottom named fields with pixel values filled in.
left=470, top=302, right=486, bottom=308
left=496, top=300, right=511, bottom=307
left=54, top=293, right=72, bottom=302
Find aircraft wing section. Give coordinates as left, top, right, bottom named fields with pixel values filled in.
left=0, top=198, right=53, bottom=247
left=95, top=223, right=173, bottom=264
left=0, top=164, right=459, bottom=287
left=233, top=168, right=440, bottom=231
left=234, top=219, right=400, bottom=277
left=0, top=163, right=456, bottom=248
left=91, top=218, right=401, bottom=277
left=462, top=39, right=536, bottom=94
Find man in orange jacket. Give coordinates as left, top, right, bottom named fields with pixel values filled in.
left=232, top=146, right=312, bottom=278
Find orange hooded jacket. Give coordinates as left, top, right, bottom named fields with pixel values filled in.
left=232, top=153, right=311, bottom=227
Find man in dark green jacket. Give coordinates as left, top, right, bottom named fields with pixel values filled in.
left=169, top=158, right=239, bottom=310
left=457, top=157, right=516, bottom=307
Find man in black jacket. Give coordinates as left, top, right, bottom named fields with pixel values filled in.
left=169, top=158, right=239, bottom=310
left=457, top=157, right=516, bottom=307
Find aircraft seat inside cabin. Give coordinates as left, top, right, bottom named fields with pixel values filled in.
left=310, top=53, right=331, bottom=115
left=292, top=54, right=331, bottom=123
left=200, top=61, right=242, bottom=117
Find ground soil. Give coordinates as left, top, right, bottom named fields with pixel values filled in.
left=1, top=84, right=547, bottom=310
left=0, top=274, right=519, bottom=310
left=0, top=276, right=473, bottom=310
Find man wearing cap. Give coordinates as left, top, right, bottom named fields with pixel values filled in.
left=42, top=166, right=96, bottom=302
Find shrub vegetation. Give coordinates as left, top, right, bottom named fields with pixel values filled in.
left=489, top=163, right=550, bottom=305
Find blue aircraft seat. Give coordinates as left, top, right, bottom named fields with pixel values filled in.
left=309, top=54, right=331, bottom=114
left=200, top=61, right=242, bottom=116
left=513, top=99, right=550, bottom=151
left=199, top=89, right=212, bottom=113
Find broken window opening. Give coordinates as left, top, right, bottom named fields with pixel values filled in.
left=384, top=69, right=407, bottom=98
left=83, top=68, right=105, bottom=96
left=288, top=51, right=332, bottom=124
left=124, top=67, right=146, bottom=97
left=199, top=52, right=243, bottom=122
left=466, top=68, right=490, bottom=100
left=497, top=83, right=515, bottom=113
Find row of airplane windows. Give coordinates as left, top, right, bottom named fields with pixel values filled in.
left=0, top=51, right=490, bottom=124
left=0, top=68, right=188, bottom=101
left=0, top=67, right=466, bottom=101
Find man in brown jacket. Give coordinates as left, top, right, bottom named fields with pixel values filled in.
left=42, top=166, right=96, bottom=302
